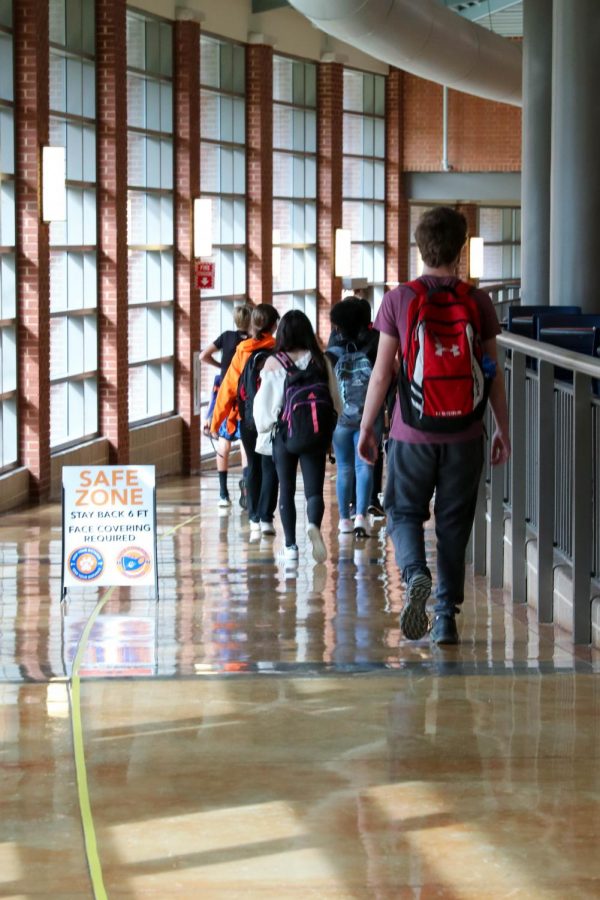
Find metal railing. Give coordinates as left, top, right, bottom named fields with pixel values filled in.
left=472, top=331, right=600, bottom=644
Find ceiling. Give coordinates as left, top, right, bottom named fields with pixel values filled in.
left=443, top=1, right=523, bottom=37
left=252, top=1, right=524, bottom=38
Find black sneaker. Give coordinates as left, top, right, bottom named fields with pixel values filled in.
left=430, top=614, right=459, bottom=645
left=239, top=478, right=248, bottom=510
left=399, top=571, right=431, bottom=640
left=367, top=502, right=386, bottom=519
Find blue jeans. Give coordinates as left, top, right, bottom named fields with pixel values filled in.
left=384, top=437, right=484, bottom=615
left=333, top=424, right=381, bottom=518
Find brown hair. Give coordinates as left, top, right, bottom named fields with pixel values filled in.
left=415, top=206, right=468, bottom=268
left=233, top=304, right=252, bottom=331
left=250, top=303, right=280, bottom=338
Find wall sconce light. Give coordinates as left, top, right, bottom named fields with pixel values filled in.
left=193, top=198, right=212, bottom=258
left=272, top=229, right=281, bottom=280
left=469, top=236, right=484, bottom=280
left=416, top=250, right=425, bottom=276
left=334, top=228, right=352, bottom=278
left=42, top=146, right=66, bottom=222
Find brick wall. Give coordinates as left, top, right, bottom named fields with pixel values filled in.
left=246, top=43, right=274, bottom=306
left=14, top=0, right=50, bottom=502
left=96, top=0, right=129, bottom=463
left=403, top=74, right=522, bottom=172
left=385, top=67, right=410, bottom=284
left=317, top=61, right=343, bottom=339
left=174, top=16, right=201, bottom=474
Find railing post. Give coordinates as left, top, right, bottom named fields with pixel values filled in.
left=572, top=371, right=593, bottom=643
left=490, top=345, right=507, bottom=588
left=537, top=360, right=555, bottom=622
left=510, top=350, right=528, bottom=602
left=472, top=461, right=487, bottom=575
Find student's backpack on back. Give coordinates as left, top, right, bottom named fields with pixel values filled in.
left=328, top=343, right=373, bottom=429
left=398, top=278, right=495, bottom=433
left=276, top=353, right=337, bottom=454
left=237, top=348, right=273, bottom=433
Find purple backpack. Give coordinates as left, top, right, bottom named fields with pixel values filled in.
left=276, top=352, right=337, bottom=454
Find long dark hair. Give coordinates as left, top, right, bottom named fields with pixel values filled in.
left=274, top=310, right=328, bottom=377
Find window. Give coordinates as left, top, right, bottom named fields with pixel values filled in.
left=0, top=0, right=16, bottom=469
left=408, top=204, right=433, bottom=279
left=272, top=55, right=317, bottom=324
left=478, top=206, right=521, bottom=283
left=48, top=0, right=98, bottom=449
left=343, top=69, right=386, bottom=314
left=127, top=11, right=174, bottom=424
left=199, top=35, right=246, bottom=452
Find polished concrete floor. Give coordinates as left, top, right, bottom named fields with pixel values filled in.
left=1, top=467, right=599, bottom=898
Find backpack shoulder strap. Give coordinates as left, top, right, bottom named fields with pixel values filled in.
left=405, top=278, right=428, bottom=298
left=454, top=280, right=473, bottom=298
left=275, top=351, right=296, bottom=372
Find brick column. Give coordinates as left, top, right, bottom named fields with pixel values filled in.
left=386, top=67, right=409, bottom=285
left=457, top=203, right=478, bottom=282
left=174, top=14, right=201, bottom=474
left=246, top=41, right=273, bottom=306
left=96, top=0, right=129, bottom=463
left=14, top=0, right=50, bottom=502
left=317, top=61, right=343, bottom=341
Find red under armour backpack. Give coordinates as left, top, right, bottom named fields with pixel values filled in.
left=398, top=279, right=492, bottom=433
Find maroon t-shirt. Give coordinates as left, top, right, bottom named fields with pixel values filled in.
left=374, top=276, right=501, bottom=444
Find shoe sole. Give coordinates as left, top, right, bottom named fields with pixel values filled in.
left=307, top=524, right=327, bottom=563
left=400, top=574, right=431, bottom=640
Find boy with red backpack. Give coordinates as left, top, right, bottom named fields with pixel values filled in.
left=358, top=206, right=510, bottom=645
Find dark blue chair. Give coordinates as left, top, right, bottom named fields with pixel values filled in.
left=537, top=321, right=600, bottom=391
left=507, top=304, right=582, bottom=338
left=534, top=313, right=600, bottom=342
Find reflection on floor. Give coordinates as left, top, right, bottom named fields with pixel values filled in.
left=1, top=469, right=599, bottom=897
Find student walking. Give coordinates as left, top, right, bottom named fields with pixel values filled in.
left=358, top=206, right=510, bottom=645
left=211, top=303, right=280, bottom=537
left=201, top=304, right=252, bottom=507
left=327, top=297, right=383, bottom=538
left=254, top=310, right=341, bottom=563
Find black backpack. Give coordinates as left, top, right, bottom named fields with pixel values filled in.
left=237, top=348, right=273, bottom=432
left=276, top=352, right=337, bottom=454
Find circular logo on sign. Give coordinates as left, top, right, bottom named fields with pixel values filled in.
left=69, top=547, right=104, bottom=581
left=116, top=546, right=152, bottom=579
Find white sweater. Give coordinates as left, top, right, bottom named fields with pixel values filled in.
left=253, top=351, right=342, bottom=455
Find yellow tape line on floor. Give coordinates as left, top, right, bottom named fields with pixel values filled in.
left=69, top=513, right=201, bottom=899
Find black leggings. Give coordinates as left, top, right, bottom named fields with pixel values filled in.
left=240, top=423, right=279, bottom=523
left=272, top=436, right=327, bottom=546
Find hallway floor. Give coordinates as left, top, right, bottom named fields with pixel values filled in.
left=1, top=468, right=599, bottom=898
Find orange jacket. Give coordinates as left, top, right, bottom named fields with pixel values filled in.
left=210, top=333, right=276, bottom=436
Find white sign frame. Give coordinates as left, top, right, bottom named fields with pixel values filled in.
left=61, top=465, right=159, bottom=598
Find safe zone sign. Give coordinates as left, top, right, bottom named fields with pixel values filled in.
left=61, top=465, right=157, bottom=591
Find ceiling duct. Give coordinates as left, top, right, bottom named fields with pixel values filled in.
left=287, top=0, right=522, bottom=106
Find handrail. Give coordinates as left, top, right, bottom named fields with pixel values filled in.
left=498, top=331, right=600, bottom=377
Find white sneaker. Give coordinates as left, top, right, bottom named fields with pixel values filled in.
left=260, top=521, right=276, bottom=535
left=338, top=518, right=354, bottom=534
left=218, top=496, right=231, bottom=508
left=279, top=544, right=299, bottom=561
left=249, top=520, right=261, bottom=536
left=307, top=523, right=327, bottom=563
left=353, top=514, right=371, bottom=538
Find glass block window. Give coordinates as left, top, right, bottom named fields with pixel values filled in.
left=127, top=11, right=174, bottom=424
left=478, top=206, right=521, bottom=283
left=0, top=1, right=16, bottom=469
left=272, top=55, right=317, bottom=326
left=48, top=0, right=98, bottom=449
left=343, top=69, right=386, bottom=314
